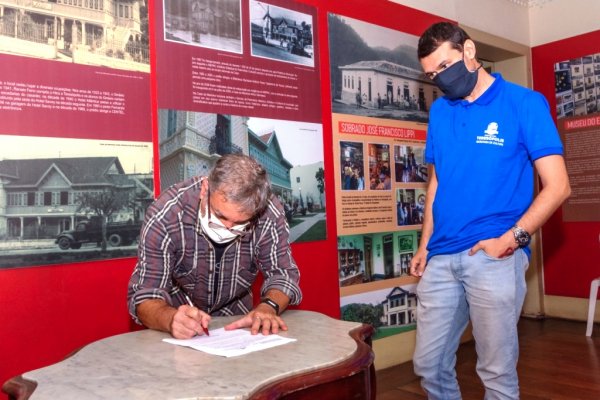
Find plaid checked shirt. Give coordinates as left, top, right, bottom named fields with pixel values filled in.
left=127, top=176, right=302, bottom=323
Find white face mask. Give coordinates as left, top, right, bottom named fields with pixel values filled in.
left=199, top=196, right=249, bottom=244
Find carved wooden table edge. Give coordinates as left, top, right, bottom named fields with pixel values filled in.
left=249, top=323, right=376, bottom=400
left=2, top=375, right=37, bottom=400
left=2, top=323, right=376, bottom=400
left=2, top=342, right=85, bottom=400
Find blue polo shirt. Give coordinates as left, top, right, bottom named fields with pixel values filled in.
left=424, top=73, right=563, bottom=259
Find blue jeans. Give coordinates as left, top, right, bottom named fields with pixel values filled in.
left=413, top=248, right=529, bottom=400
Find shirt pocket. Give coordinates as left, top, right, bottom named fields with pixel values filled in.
left=235, top=249, right=259, bottom=286
left=172, top=252, right=198, bottom=286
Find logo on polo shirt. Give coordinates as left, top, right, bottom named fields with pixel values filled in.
left=476, top=122, right=504, bottom=146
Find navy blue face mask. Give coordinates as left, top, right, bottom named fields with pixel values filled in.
left=433, top=59, right=480, bottom=100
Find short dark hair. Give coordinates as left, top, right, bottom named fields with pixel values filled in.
left=417, top=22, right=471, bottom=59
left=208, top=154, right=272, bottom=216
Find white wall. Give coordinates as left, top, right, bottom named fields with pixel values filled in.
left=391, top=0, right=600, bottom=47
left=495, top=56, right=528, bottom=87
left=390, top=0, right=529, bottom=45
left=528, top=0, right=600, bottom=46
left=455, top=0, right=529, bottom=46
left=388, top=0, right=457, bottom=21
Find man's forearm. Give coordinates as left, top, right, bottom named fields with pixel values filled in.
left=516, top=187, right=569, bottom=235
left=136, top=299, right=178, bottom=333
left=260, top=289, right=290, bottom=315
left=418, top=165, right=437, bottom=251
left=516, top=155, right=571, bottom=234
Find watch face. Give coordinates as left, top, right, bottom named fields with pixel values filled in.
left=513, top=227, right=531, bottom=247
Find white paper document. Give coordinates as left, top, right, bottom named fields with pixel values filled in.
left=163, top=328, right=296, bottom=357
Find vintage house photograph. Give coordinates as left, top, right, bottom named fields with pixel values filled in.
left=328, top=13, right=437, bottom=122
left=250, top=0, right=314, bottom=67
left=163, top=0, right=242, bottom=53
left=0, top=135, right=154, bottom=268
left=0, top=0, right=150, bottom=71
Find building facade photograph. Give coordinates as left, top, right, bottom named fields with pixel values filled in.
left=250, top=0, right=314, bottom=66
left=158, top=109, right=295, bottom=203
left=164, top=0, right=241, bottom=53
left=0, top=156, right=152, bottom=240
left=248, top=128, right=294, bottom=205
left=329, top=14, right=436, bottom=122
left=339, top=60, right=437, bottom=116
left=158, top=109, right=248, bottom=190
left=380, top=286, right=417, bottom=328
left=288, top=161, right=324, bottom=211
left=158, top=109, right=326, bottom=243
left=0, top=0, right=149, bottom=70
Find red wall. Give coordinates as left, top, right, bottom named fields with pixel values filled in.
left=532, top=30, right=600, bottom=298
left=0, top=1, right=442, bottom=397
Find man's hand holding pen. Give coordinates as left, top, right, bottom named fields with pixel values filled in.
left=170, top=299, right=211, bottom=339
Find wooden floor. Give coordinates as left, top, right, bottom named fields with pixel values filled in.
left=376, top=318, right=600, bottom=400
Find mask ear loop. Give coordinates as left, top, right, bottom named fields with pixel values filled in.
left=470, top=60, right=483, bottom=74
left=206, top=187, right=212, bottom=221
left=200, top=178, right=210, bottom=219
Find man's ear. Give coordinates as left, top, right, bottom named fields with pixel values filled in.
left=463, top=39, right=477, bottom=61
left=200, top=178, right=209, bottom=197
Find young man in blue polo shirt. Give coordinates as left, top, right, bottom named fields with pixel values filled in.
left=410, top=22, right=571, bottom=400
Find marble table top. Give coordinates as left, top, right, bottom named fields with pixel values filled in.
left=23, top=310, right=364, bottom=399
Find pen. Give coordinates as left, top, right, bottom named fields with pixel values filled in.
left=184, top=294, right=210, bottom=336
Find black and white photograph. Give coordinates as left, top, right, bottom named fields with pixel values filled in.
left=340, top=140, right=365, bottom=191
left=396, top=188, right=425, bottom=226
left=328, top=14, right=436, bottom=122
left=397, top=234, right=415, bottom=280
left=0, top=135, right=154, bottom=269
left=249, top=1, right=314, bottom=67
left=394, top=144, right=427, bottom=183
left=0, top=0, right=150, bottom=72
left=398, top=252, right=413, bottom=275
left=368, top=143, right=391, bottom=190
left=338, top=230, right=419, bottom=287
left=340, top=283, right=418, bottom=340
left=158, top=109, right=326, bottom=243
left=554, top=53, right=600, bottom=119
left=163, top=0, right=242, bottom=54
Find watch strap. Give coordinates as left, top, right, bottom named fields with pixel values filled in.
left=260, top=298, right=280, bottom=315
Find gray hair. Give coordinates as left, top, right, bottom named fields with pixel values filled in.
left=207, top=154, right=272, bottom=216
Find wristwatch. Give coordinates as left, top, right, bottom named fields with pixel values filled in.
left=260, top=298, right=280, bottom=315
left=511, top=226, right=531, bottom=248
